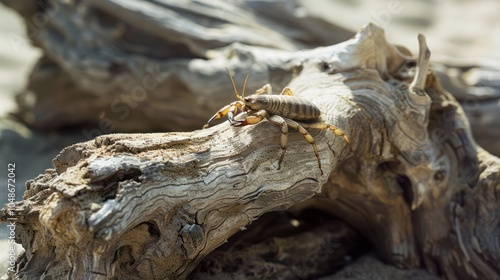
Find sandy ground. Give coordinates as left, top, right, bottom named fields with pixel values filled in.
left=0, top=0, right=498, bottom=278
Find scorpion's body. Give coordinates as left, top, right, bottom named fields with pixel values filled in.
left=239, top=94, right=321, bottom=122
left=203, top=68, right=350, bottom=175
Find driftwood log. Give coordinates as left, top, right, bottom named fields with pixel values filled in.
left=2, top=0, right=499, bottom=157
left=2, top=22, right=499, bottom=280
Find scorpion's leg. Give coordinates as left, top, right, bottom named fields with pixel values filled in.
left=203, top=101, right=244, bottom=128
left=255, top=84, right=272, bottom=95
left=255, top=85, right=294, bottom=96
left=302, top=121, right=351, bottom=148
left=268, top=115, right=323, bottom=175
left=279, top=87, right=294, bottom=96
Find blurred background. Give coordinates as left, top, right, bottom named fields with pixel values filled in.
left=0, top=0, right=499, bottom=276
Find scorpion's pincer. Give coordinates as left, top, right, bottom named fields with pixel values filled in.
left=230, top=112, right=248, bottom=126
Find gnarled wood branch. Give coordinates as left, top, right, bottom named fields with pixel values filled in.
left=1, top=24, right=499, bottom=280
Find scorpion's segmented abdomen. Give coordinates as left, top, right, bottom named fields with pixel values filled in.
left=264, top=95, right=321, bottom=121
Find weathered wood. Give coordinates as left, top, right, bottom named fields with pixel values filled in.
left=433, top=63, right=500, bottom=156
left=1, top=24, right=499, bottom=279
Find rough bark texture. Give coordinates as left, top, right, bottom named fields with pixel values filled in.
left=1, top=0, right=499, bottom=157
left=1, top=21, right=499, bottom=280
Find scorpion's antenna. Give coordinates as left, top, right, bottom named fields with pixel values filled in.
left=241, top=69, right=251, bottom=99
left=225, top=67, right=242, bottom=101
left=225, top=67, right=251, bottom=101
